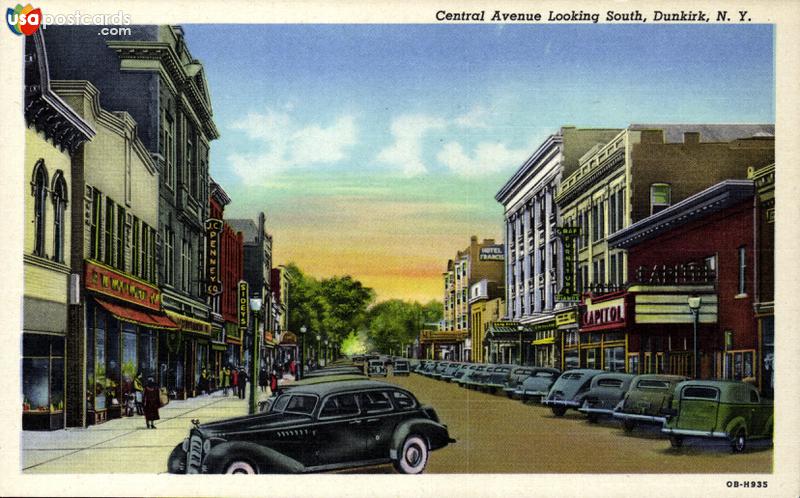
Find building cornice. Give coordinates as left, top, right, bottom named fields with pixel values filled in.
left=106, top=40, right=219, bottom=140
left=555, top=131, right=626, bottom=207
left=495, top=134, right=562, bottom=205
left=608, top=180, right=754, bottom=249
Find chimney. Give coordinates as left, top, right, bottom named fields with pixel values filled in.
left=683, top=132, right=700, bottom=145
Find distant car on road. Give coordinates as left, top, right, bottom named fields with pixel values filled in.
left=393, top=360, right=411, bottom=376
left=662, top=380, right=773, bottom=452
left=168, top=380, right=455, bottom=474
left=304, top=366, right=365, bottom=379
left=577, top=372, right=635, bottom=423
left=612, top=374, right=688, bottom=431
left=509, top=368, right=561, bottom=400
left=368, top=359, right=387, bottom=377
left=542, top=369, right=604, bottom=416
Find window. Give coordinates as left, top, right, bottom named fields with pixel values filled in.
left=51, top=172, right=67, bottom=263
left=603, top=346, right=625, bottom=372
left=682, top=386, right=718, bottom=400
left=637, top=379, right=669, bottom=390
left=591, top=204, right=598, bottom=242
left=186, top=125, right=196, bottom=197
left=598, top=200, right=605, bottom=239
left=90, top=189, right=101, bottom=260
left=132, top=218, right=140, bottom=277
left=360, top=391, right=393, bottom=414
left=116, top=206, right=125, bottom=269
left=391, top=391, right=417, bottom=410
left=609, top=193, right=617, bottom=234
left=610, top=255, right=617, bottom=288
left=284, top=394, right=317, bottom=415
left=182, top=239, right=190, bottom=291
left=104, top=199, right=114, bottom=265
left=148, top=227, right=156, bottom=283
left=32, top=160, right=48, bottom=257
left=738, top=246, right=747, bottom=295
left=319, top=393, right=359, bottom=418
left=163, top=113, right=175, bottom=189
left=650, top=183, right=671, bottom=214
left=164, top=228, right=174, bottom=286
left=617, top=188, right=625, bottom=229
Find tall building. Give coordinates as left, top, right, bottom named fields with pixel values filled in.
left=495, top=127, right=622, bottom=367
left=45, top=25, right=220, bottom=400
left=556, top=124, right=774, bottom=372
left=22, top=32, right=94, bottom=430
left=469, top=279, right=504, bottom=363
left=441, top=236, right=504, bottom=361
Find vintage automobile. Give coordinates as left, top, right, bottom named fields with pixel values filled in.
left=499, top=367, right=535, bottom=398
left=512, top=368, right=561, bottom=401
left=577, top=372, right=635, bottom=423
left=457, top=364, right=487, bottom=388
left=168, top=380, right=455, bottom=474
left=430, top=361, right=452, bottom=380
left=612, top=374, right=688, bottom=431
left=480, top=365, right=513, bottom=393
left=368, top=359, right=387, bottom=377
left=413, top=360, right=428, bottom=374
left=258, top=373, right=366, bottom=412
left=542, top=369, right=605, bottom=416
left=661, top=380, right=773, bottom=452
left=393, top=360, right=411, bottom=376
left=451, top=363, right=477, bottom=383
left=439, top=362, right=464, bottom=382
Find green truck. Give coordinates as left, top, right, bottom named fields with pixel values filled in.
left=662, top=380, right=773, bottom=452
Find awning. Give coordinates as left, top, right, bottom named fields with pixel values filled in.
left=95, top=298, right=178, bottom=330
left=532, top=337, right=555, bottom=346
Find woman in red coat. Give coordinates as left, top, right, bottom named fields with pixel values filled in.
left=142, top=378, right=160, bottom=429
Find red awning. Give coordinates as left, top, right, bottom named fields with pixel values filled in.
left=95, top=298, right=178, bottom=330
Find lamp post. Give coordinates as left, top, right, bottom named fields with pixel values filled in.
left=316, top=334, right=321, bottom=366
left=323, top=339, right=329, bottom=366
left=299, top=325, right=307, bottom=379
left=248, top=298, right=262, bottom=415
left=517, top=324, right=525, bottom=366
left=688, top=295, right=702, bottom=379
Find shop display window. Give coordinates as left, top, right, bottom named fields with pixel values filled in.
left=726, top=350, right=755, bottom=381
left=603, top=346, right=626, bottom=372
left=121, top=324, right=137, bottom=396
left=22, top=334, right=64, bottom=414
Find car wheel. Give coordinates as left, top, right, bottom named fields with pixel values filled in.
left=506, top=392, right=513, bottom=399
left=622, top=420, right=636, bottom=433
left=521, top=394, right=529, bottom=402
left=225, top=460, right=257, bottom=474
left=587, top=413, right=599, bottom=424
left=730, top=429, right=747, bottom=453
left=551, top=406, right=567, bottom=417
left=393, top=435, right=429, bottom=474
left=669, top=436, right=683, bottom=448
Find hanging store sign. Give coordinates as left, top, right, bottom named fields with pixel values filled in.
left=84, top=260, right=161, bottom=311
left=238, top=280, right=249, bottom=329
left=529, top=319, right=557, bottom=333
left=556, top=226, right=580, bottom=301
left=555, top=310, right=578, bottom=327
left=479, top=245, right=505, bottom=261
left=205, top=218, right=223, bottom=296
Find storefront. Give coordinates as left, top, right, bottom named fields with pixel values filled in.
left=483, top=321, right=533, bottom=365
left=164, top=311, right=213, bottom=399
left=527, top=318, right=557, bottom=368
left=83, top=261, right=176, bottom=425
left=567, top=292, right=630, bottom=372
left=225, top=322, right=243, bottom=369
left=22, top=333, right=65, bottom=430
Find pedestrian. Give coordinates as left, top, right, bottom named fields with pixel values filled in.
left=238, top=368, right=248, bottom=399
left=133, top=372, right=144, bottom=415
left=221, top=365, right=231, bottom=396
left=198, top=368, right=209, bottom=396
left=259, top=365, right=268, bottom=393
left=270, top=366, right=278, bottom=394
left=142, top=377, right=160, bottom=429
left=231, top=367, right=239, bottom=397
left=289, top=358, right=297, bottom=379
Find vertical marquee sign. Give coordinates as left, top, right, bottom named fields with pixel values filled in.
left=238, top=280, right=249, bottom=330
left=205, top=218, right=223, bottom=296
left=556, top=226, right=580, bottom=301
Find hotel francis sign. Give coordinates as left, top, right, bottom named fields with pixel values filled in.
left=238, top=280, right=249, bottom=329
left=556, top=226, right=580, bottom=301
left=479, top=244, right=505, bottom=261
left=84, top=260, right=161, bottom=311
left=205, top=218, right=223, bottom=296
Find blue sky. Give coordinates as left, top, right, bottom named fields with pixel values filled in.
left=183, top=24, right=774, bottom=301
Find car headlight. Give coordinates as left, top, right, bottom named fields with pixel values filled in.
left=203, top=439, right=212, bottom=454
left=181, top=437, right=189, bottom=452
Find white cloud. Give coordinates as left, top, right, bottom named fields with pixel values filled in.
left=437, top=141, right=531, bottom=177
left=454, top=106, right=490, bottom=129
left=376, top=114, right=446, bottom=177
left=227, top=109, right=357, bottom=182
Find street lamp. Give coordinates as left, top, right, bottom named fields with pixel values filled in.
left=316, top=334, right=321, bottom=366
left=324, top=339, right=329, bottom=366
left=299, top=325, right=307, bottom=379
left=517, top=324, right=525, bottom=366
left=248, top=298, right=262, bottom=415
left=688, top=295, right=702, bottom=379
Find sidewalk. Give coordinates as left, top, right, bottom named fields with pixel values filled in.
left=21, top=385, right=272, bottom=474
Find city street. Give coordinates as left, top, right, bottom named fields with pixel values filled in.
left=348, top=372, right=773, bottom=474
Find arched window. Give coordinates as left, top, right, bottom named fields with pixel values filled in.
left=31, top=160, right=48, bottom=257
left=51, top=171, right=68, bottom=263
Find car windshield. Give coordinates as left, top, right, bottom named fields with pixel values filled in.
left=597, top=378, right=623, bottom=388
left=562, top=373, right=584, bottom=381
left=683, top=386, right=719, bottom=400
left=637, top=379, right=670, bottom=390
left=272, top=394, right=317, bottom=415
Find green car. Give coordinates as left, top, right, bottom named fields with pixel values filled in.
left=612, top=374, right=688, bottom=431
left=662, top=380, right=773, bottom=453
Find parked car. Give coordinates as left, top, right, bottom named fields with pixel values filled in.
left=452, top=363, right=477, bottom=383
left=612, top=374, right=688, bottom=431
left=393, top=360, right=411, bottom=376
left=662, top=380, right=773, bottom=452
left=413, top=360, right=428, bottom=374
left=368, top=359, right=388, bottom=377
left=169, top=380, right=455, bottom=474
left=542, top=369, right=605, bottom=416
left=577, top=372, right=635, bottom=423
left=457, top=364, right=487, bottom=388
left=481, top=365, right=513, bottom=393
left=421, top=361, right=439, bottom=377
left=500, top=367, right=535, bottom=398
left=430, top=362, right=452, bottom=380
left=439, top=362, right=464, bottom=382
left=512, top=368, right=561, bottom=401
left=258, top=373, right=366, bottom=412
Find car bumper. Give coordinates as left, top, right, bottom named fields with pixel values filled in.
left=578, top=403, right=615, bottom=416
left=542, top=399, right=580, bottom=407
left=613, top=412, right=668, bottom=425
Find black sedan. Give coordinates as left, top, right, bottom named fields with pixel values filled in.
left=168, top=379, right=455, bottom=474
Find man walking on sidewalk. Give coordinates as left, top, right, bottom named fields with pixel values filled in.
left=237, top=367, right=248, bottom=399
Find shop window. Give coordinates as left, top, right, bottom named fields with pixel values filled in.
left=121, top=324, right=138, bottom=398
left=627, top=354, right=639, bottom=375
left=669, top=352, right=690, bottom=377
left=31, top=160, right=48, bottom=257
left=51, top=172, right=67, bottom=263
left=650, top=183, right=671, bottom=214
left=22, top=334, right=65, bottom=416
left=726, top=350, right=755, bottom=381
left=761, top=318, right=774, bottom=398
left=603, top=346, right=626, bottom=372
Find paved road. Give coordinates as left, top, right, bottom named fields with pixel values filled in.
left=366, top=372, right=772, bottom=474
